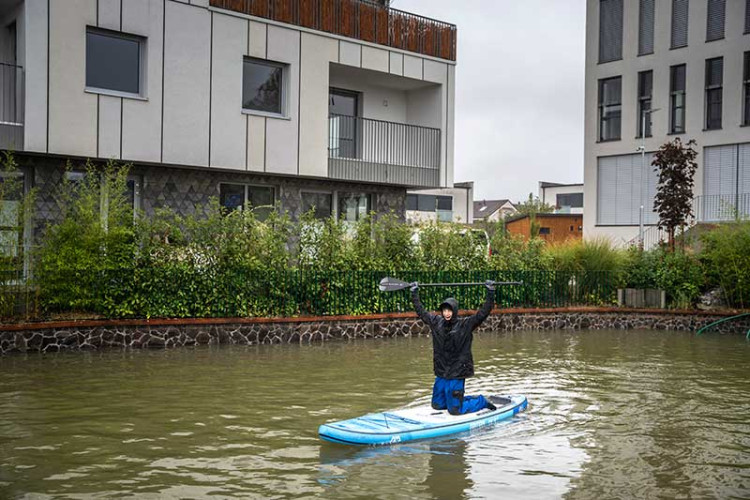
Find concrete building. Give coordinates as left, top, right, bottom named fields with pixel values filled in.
left=473, top=199, right=518, bottom=223
left=406, top=181, right=474, bottom=224
left=0, top=0, right=457, bottom=248
left=539, top=181, right=584, bottom=215
left=584, top=0, right=750, bottom=247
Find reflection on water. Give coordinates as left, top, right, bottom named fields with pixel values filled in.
left=0, top=331, right=748, bottom=498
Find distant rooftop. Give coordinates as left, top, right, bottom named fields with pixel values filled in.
left=473, top=199, right=515, bottom=219
left=210, top=0, right=458, bottom=61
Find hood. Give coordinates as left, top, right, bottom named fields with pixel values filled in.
left=438, top=298, right=459, bottom=319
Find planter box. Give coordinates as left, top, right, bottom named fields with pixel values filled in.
left=617, top=288, right=666, bottom=309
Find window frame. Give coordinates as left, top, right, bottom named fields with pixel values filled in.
left=669, top=64, right=687, bottom=134
left=598, top=76, right=622, bottom=142
left=637, top=70, right=653, bottom=138
left=85, top=26, right=147, bottom=100
left=218, top=182, right=277, bottom=220
left=241, top=56, right=289, bottom=119
left=704, top=57, right=723, bottom=131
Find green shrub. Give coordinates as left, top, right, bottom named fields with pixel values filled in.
left=701, top=222, right=750, bottom=308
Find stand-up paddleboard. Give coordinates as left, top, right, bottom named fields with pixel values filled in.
left=319, top=395, right=528, bottom=446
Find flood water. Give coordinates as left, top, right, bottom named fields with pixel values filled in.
left=0, top=329, right=748, bottom=499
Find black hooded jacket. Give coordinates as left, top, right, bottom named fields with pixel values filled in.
left=412, top=288, right=494, bottom=379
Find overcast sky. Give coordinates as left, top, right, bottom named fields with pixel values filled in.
left=392, top=0, right=586, bottom=203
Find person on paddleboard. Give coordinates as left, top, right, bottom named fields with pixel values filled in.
left=410, top=281, right=497, bottom=414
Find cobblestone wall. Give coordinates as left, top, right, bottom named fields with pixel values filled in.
left=2, top=311, right=748, bottom=354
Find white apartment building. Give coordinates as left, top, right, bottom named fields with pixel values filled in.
left=406, top=181, right=474, bottom=224
left=584, top=0, right=750, bottom=247
left=539, top=181, right=584, bottom=214
left=0, top=0, right=457, bottom=245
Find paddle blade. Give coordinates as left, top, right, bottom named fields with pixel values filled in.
left=379, top=277, right=411, bottom=292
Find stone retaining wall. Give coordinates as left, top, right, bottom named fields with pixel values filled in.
left=1, top=309, right=748, bottom=354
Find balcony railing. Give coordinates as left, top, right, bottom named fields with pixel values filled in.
left=328, top=114, right=440, bottom=187
left=0, top=63, right=23, bottom=151
left=693, top=194, right=750, bottom=223
left=209, top=0, right=457, bottom=61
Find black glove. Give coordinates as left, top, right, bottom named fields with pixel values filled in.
left=410, top=282, right=419, bottom=292
left=485, top=280, right=496, bottom=291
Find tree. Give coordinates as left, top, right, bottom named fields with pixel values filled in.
left=515, top=193, right=554, bottom=217
left=652, top=138, right=698, bottom=252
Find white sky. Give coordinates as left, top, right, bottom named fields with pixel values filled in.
left=392, top=0, right=586, bottom=202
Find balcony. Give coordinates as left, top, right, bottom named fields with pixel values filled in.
left=328, top=114, right=440, bottom=187
left=209, top=0, right=457, bottom=61
left=693, top=194, right=750, bottom=223
left=0, top=63, right=23, bottom=151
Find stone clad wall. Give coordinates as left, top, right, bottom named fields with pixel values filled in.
left=1, top=310, right=748, bottom=355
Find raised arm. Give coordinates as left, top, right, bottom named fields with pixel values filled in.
left=466, top=283, right=495, bottom=330
left=411, top=286, right=438, bottom=327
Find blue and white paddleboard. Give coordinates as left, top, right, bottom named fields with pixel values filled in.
left=318, top=395, right=528, bottom=446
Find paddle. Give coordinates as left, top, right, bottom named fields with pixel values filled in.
left=379, top=277, right=523, bottom=292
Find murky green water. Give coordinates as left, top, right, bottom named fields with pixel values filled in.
left=0, top=330, right=748, bottom=499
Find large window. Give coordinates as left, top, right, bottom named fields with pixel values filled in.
left=703, top=143, right=750, bottom=221
left=597, top=152, right=658, bottom=225
left=86, top=27, right=144, bottom=96
left=744, top=52, right=750, bottom=126
left=301, top=192, right=333, bottom=220
left=338, top=193, right=371, bottom=222
left=670, top=64, right=687, bottom=134
left=242, top=58, right=286, bottom=116
left=706, top=0, right=725, bottom=42
left=705, top=57, right=723, bottom=130
left=671, top=0, right=689, bottom=49
left=746, top=0, right=750, bottom=34
left=598, top=76, right=622, bottom=141
left=598, top=0, right=624, bottom=63
left=219, top=183, right=276, bottom=220
left=557, top=193, right=584, bottom=209
left=638, top=0, right=655, bottom=56
left=637, top=70, right=653, bottom=138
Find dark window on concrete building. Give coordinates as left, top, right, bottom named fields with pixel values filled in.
left=744, top=52, right=750, bottom=126
left=638, top=70, right=653, bottom=138
left=86, top=27, right=143, bottom=95
left=557, top=193, right=584, bottom=208
left=243, top=58, right=285, bottom=115
left=705, top=57, right=723, bottom=130
left=339, top=193, right=371, bottom=222
left=599, top=0, right=624, bottom=63
left=670, top=64, right=687, bottom=133
left=301, top=192, right=333, bottom=219
left=639, top=0, right=655, bottom=56
left=219, top=183, right=276, bottom=220
left=406, top=194, right=418, bottom=211
left=598, top=76, right=622, bottom=141
left=746, top=0, right=750, bottom=33
left=0, top=171, right=24, bottom=257
left=706, top=0, right=725, bottom=41
left=417, top=195, right=436, bottom=212
left=671, top=0, right=689, bottom=49
left=436, top=196, right=452, bottom=211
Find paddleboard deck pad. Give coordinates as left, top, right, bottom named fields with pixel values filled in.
left=319, top=395, right=528, bottom=446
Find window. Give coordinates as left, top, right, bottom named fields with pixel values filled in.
left=597, top=152, right=659, bottom=225
left=0, top=171, right=24, bottom=259
left=598, top=0, right=624, bottom=63
left=242, top=58, right=286, bottom=115
left=744, top=52, right=750, bottom=126
left=539, top=227, right=551, bottom=235
left=639, top=0, right=655, bottom=56
left=598, top=76, right=622, bottom=141
left=219, top=183, right=276, bottom=220
left=436, top=196, right=452, bottom=211
left=405, top=194, right=418, bottom=211
left=746, top=0, right=750, bottom=34
left=703, top=143, right=750, bottom=221
left=557, top=193, right=584, bottom=208
left=338, top=193, right=371, bottom=222
left=301, top=192, right=333, bottom=220
left=417, top=195, right=436, bottom=212
left=671, top=0, right=689, bottom=49
left=670, top=64, right=687, bottom=134
left=706, top=0, right=725, bottom=42
left=637, top=70, right=653, bottom=138
left=86, top=27, right=144, bottom=96
left=705, top=57, right=723, bottom=130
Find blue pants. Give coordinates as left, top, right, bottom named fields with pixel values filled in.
left=431, top=377, right=488, bottom=415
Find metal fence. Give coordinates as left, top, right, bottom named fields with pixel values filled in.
left=328, top=114, right=441, bottom=187
left=209, top=0, right=457, bottom=61
left=0, top=62, right=23, bottom=151
left=693, top=194, right=750, bottom=223
left=0, top=268, right=620, bottom=321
